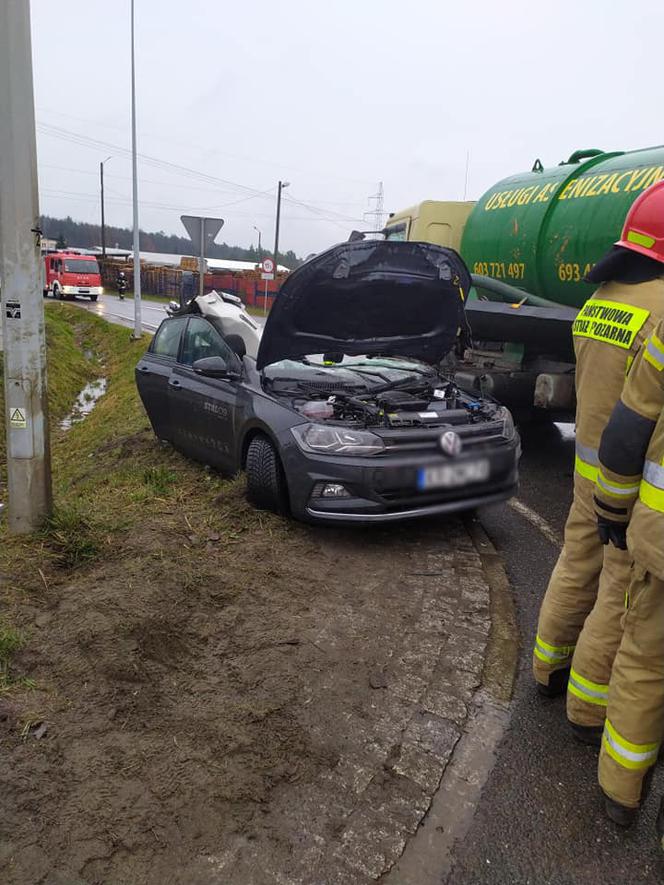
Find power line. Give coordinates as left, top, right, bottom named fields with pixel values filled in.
left=39, top=161, right=270, bottom=196
left=38, top=123, right=364, bottom=227
left=37, top=107, right=375, bottom=187
left=39, top=189, right=360, bottom=225
left=38, top=122, right=271, bottom=198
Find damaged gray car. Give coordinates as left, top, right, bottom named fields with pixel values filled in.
left=136, top=240, right=520, bottom=524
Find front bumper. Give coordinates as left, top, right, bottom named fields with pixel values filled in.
left=305, top=485, right=516, bottom=523
left=62, top=286, right=103, bottom=296
left=280, top=434, right=520, bottom=525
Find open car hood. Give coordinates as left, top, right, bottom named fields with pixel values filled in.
left=255, top=240, right=471, bottom=370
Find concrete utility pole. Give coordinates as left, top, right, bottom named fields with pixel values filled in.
left=273, top=180, right=290, bottom=270
left=0, top=0, right=53, bottom=533
left=100, top=155, right=112, bottom=258
left=130, top=0, right=142, bottom=338
left=100, top=162, right=106, bottom=257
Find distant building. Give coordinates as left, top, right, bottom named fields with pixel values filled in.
left=88, top=247, right=290, bottom=274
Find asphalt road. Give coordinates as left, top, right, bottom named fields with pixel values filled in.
left=63, top=291, right=172, bottom=332
left=64, top=292, right=267, bottom=333
left=64, top=292, right=664, bottom=881
left=449, top=419, right=664, bottom=884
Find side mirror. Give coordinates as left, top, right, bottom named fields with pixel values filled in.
left=192, top=356, right=240, bottom=379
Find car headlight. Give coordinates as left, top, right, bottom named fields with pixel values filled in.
left=499, top=407, right=516, bottom=441
left=291, top=423, right=385, bottom=456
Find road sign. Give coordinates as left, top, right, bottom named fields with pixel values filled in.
left=180, top=215, right=225, bottom=256
left=181, top=215, right=225, bottom=298
left=261, top=257, right=275, bottom=274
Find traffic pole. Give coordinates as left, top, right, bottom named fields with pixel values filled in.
left=0, top=0, right=53, bottom=533
left=199, top=216, right=205, bottom=299
left=273, top=180, right=283, bottom=270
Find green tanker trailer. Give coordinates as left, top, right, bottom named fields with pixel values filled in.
left=384, top=145, right=664, bottom=413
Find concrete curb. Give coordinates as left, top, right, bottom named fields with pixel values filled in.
left=383, top=512, right=519, bottom=885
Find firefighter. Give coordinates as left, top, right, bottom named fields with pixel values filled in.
left=533, top=182, right=664, bottom=744
left=593, top=310, right=664, bottom=829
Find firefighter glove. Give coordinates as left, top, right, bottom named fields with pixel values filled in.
left=597, top=515, right=628, bottom=550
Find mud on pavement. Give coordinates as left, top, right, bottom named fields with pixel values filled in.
left=1, top=501, right=508, bottom=885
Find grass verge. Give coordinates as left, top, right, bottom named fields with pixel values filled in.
left=0, top=302, right=286, bottom=692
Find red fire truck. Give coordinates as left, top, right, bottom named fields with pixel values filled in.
left=43, top=252, right=103, bottom=301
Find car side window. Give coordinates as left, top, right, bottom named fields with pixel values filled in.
left=152, top=318, right=187, bottom=359
left=180, top=317, right=237, bottom=368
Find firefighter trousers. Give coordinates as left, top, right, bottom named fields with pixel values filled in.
left=598, top=566, right=664, bottom=809
left=566, top=541, right=631, bottom=727
left=533, top=475, right=604, bottom=688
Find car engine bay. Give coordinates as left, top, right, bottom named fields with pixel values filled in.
left=263, top=359, right=504, bottom=430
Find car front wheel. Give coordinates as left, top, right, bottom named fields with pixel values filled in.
left=245, top=435, right=289, bottom=515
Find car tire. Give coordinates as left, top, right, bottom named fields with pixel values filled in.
left=90, top=294, right=98, bottom=302
left=245, top=435, right=289, bottom=515
left=53, top=285, right=59, bottom=300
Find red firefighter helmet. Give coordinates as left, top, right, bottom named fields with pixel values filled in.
left=616, top=179, right=664, bottom=264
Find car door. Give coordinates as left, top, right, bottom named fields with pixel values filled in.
left=135, top=317, right=188, bottom=440
left=169, top=316, right=241, bottom=470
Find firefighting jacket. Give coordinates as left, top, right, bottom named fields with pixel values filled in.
left=595, top=316, right=664, bottom=579
left=572, top=279, right=664, bottom=482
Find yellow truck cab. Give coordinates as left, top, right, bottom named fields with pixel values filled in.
left=383, top=200, right=474, bottom=251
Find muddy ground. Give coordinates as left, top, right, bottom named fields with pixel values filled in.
left=0, top=483, right=493, bottom=885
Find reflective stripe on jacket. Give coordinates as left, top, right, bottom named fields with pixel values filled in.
left=572, top=280, right=664, bottom=482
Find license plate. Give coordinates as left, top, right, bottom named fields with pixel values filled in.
left=418, top=459, right=490, bottom=490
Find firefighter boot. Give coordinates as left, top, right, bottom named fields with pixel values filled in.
left=603, top=766, right=655, bottom=828
left=537, top=667, right=570, bottom=699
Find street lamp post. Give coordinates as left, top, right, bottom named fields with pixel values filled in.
left=273, top=180, right=290, bottom=271
left=253, top=225, right=262, bottom=256
left=130, top=0, right=142, bottom=338
left=100, top=155, right=112, bottom=258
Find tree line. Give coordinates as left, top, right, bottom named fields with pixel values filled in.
left=41, top=215, right=301, bottom=269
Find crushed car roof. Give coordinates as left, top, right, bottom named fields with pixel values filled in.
left=255, top=240, right=471, bottom=370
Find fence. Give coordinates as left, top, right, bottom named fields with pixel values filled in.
left=98, top=257, right=287, bottom=308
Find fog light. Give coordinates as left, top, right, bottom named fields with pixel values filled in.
left=313, top=482, right=351, bottom=498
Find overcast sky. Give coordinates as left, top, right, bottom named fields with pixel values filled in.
left=31, top=0, right=664, bottom=257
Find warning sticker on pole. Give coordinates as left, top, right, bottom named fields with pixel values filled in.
left=9, top=407, right=27, bottom=429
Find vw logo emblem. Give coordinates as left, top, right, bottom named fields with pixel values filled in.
left=440, top=430, right=463, bottom=456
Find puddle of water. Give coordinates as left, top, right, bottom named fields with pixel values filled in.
left=60, top=378, right=108, bottom=431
